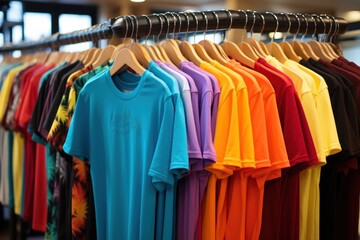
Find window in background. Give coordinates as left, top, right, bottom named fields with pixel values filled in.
left=24, top=12, right=51, bottom=41
left=59, top=14, right=92, bottom=52
left=7, top=1, right=22, bottom=22
left=12, top=25, right=22, bottom=43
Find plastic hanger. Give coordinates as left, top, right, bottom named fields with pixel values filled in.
left=126, top=15, right=151, bottom=68
left=110, top=48, right=145, bottom=76
left=308, top=14, right=333, bottom=62
left=177, top=11, right=203, bottom=66
left=278, top=12, right=302, bottom=62
left=265, top=12, right=288, bottom=63
left=221, top=9, right=255, bottom=68
left=198, top=11, right=229, bottom=65
left=246, top=11, right=269, bottom=57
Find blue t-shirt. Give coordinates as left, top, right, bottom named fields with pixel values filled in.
left=63, top=68, right=188, bottom=240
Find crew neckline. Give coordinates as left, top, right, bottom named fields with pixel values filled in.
left=105, top=68, right=149, bottom=100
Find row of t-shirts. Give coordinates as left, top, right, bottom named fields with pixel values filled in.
left=0, top=49, right=359, bottom=240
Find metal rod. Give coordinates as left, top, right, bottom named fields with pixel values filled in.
left=0, top=9, right=348, bottom=53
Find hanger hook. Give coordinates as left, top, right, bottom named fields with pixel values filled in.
left=173, top=12, right=182, bottom=39
left=320, top=14, right=332, bottom=42
left=166, top=12, right=177, bottom=39
left=152, top=14, right=163, bottom=44
left=329, top=15, right=339, bottom=43
left=127, top=15, right=135, bottom=42
left=200, top=11, right=208, bottom=41
left=280, top=13, right=291, bottom=42
left=180, top=12, right=190, bottom=41
left=297, top=13, right=309, bottom=42
left=223, top=9, right=233, bottom=42
left=130, top=15, right=139, bottom=42
left=315, top=14, right=326, bottom=41
left=247, top=10, right=256, bottom=38
left=266, top=12, right=278, bottom=42
left=258, top=12, right=266, bottom=36
left=308, top=14, right=317, bottom=39
left=142, top=15, right=152, bottom=44
left=238, top=9, right=248, bottom=42
left=188, top=11, right=199, bottom=43
left=289, top=13, right=301, bottom=40
left=211, top=11, right=220, bottom=43
left=158, top=13, right=169, bottom=40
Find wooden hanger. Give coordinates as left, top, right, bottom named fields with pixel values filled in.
left=238, top=42, right=260, bottom=61
left=279, top=42, right=302, bottom=61
left=300, top=42, right=319, bottom=60
left=110, top=48, right=145, bottom=76
left=221, top=41, right=255, bottom=68
left=162, top=12, right=195, bottom=66
left=266, top=42, right=288, bottom=63
left=92, top=45, right=115, bottom=68
left=83, top=48, right=98, bottom=65
left=111, top=43, right=126, bottom=61
left=193, top=43, right=214, bottom=63
left=246, top=12, right=269, bottom=57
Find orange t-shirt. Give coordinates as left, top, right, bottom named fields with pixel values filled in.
left=200, top=61, right=241, bottom=240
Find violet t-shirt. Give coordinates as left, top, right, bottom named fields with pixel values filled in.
left=156, top=61, right=202, bottom=160
left=160, top=62, right=201, bottom=148
left=179, top=61, right=216, bottom=166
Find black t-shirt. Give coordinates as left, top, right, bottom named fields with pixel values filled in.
left=41, top=61, right=84, bottom=139
left=301, top=59, right=360, bottom=164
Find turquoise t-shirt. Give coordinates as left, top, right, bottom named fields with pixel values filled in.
left=63, top=68, right=189, bottom=239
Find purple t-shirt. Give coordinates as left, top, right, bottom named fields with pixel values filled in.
left=161, top=62, right=201, bottom=147
left=180, top=61, right=216, bottom=166
left=155, top=61, right=202, bottom=160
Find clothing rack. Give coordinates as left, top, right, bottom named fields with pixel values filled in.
left=0, top=9, right=348, bottom=53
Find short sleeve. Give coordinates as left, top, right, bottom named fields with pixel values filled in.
left=63, top=90, right=91, bottom=161
left=237, top=88, right=255, bottom=168
left=317, top=87, right=341, bottom=156
left=279, top=88, right=309, bottom=166
left=149, top=97, right=187, bottom=191
left=206, top=88, right=240, bottom=178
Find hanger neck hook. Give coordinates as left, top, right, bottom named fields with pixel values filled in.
left=247, top=10, right=256, bottom=38
left=328, top=15, right=338, bottom=42
left=289, top=13, right=301, bottom=41
left=266, top=12, right=278, bottom=42
left=321, top=14, right=332, bottom=42
left=258, top=12, right=265, bottom=37
left=298, top=13, right=309, bottom=42
left=180, top=12, right=190, bottom=41
left=211, top=11, right=219, bottom=43
left=200, top=11, right=208, bottom=42
left=238, top=9, right=248, bottom=42
left=173, top=12, right=182, bottom=39
left=188, top=11, right=199, bottom=43
left=315, top=14, right=326, bottom=41
left=166, top=12, right=177, bottom=39
left=152, top=14, right=163, bottom=44
left=309, top=14, right=317, bottom=40
left=142, top=15, right=152, bottom=45
left=126, top=15, right=135, bottom=42
left=280, top=12, right=291, bottom=42
left=160, top=13, right=170, bottom=40
left=223, top=9, right=233, bottom=42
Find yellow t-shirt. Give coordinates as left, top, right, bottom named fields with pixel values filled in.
left=13, top=131, right=24, bottom=215
left=296, top=62, right=341, bottom=240
left=0, top=65, right=26, bottom=121
left=200, top=61, right=240, bottom=240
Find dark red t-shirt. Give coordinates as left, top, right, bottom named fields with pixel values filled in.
left=255, top=58, right=317, bottom=240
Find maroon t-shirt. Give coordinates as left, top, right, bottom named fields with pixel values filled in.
left=254, top=58, right=317, bottom=240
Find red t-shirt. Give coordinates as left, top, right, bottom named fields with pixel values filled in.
left=255, top=58, right=317, bottom=240
left=17, top=65, right=54, bottom=225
